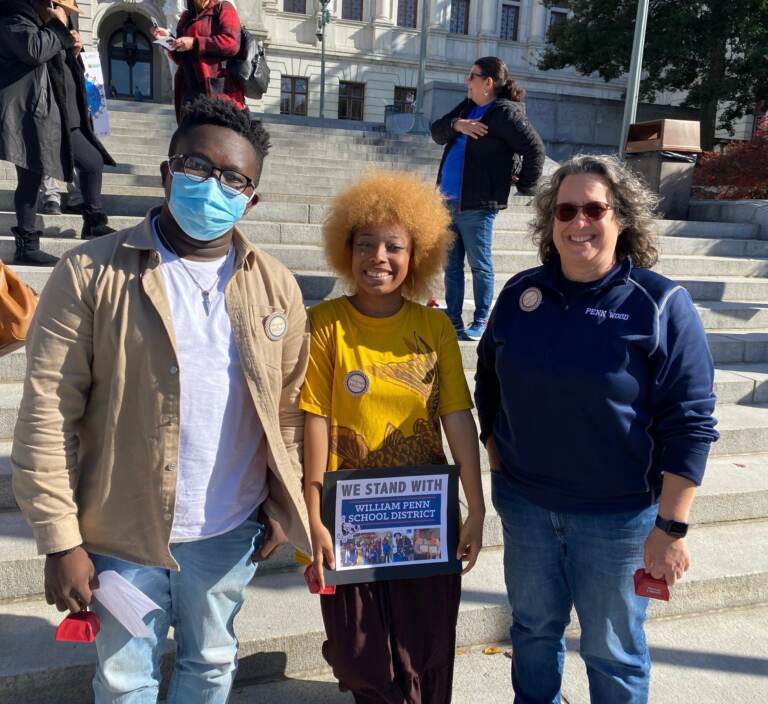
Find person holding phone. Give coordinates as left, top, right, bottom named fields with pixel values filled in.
left=151, top=0, right=245, bottom=123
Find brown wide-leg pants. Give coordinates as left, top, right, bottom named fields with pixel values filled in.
left=320, top=573, right=462, bottom=704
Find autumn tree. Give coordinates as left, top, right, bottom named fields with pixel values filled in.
left=694, top=117, right=768, bottom=198
left=539, top=0, right=768, bottom=149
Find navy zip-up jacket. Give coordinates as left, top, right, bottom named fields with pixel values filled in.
left=475, top=256, right=719, bottom=513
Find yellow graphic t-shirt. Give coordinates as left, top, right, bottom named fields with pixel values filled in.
left=299, top=297, right=473, bottom=471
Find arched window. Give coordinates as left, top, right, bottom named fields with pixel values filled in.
left=107, top=15, right=153, bottom=99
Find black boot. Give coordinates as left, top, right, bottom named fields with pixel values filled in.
left=12, top=227, right=59, bottom=266
left=81, top=212, right=115, bottom=239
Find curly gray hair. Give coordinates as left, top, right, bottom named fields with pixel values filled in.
left=531, top=154, right=660, bottom=269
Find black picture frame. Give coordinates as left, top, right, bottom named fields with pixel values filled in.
left=321, top=464, right=462, bottom=586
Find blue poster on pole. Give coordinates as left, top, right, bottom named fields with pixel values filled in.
left=82, top=51, right=111, bottom=137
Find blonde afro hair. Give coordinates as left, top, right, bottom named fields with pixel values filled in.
left=322, top=170, right=453, bottom=301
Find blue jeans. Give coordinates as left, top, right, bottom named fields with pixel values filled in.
left=89, top=511, right=265, bottom=704
left=444, top=202, right=497, bottom=327
left=491, top=470, right=655, bottom=704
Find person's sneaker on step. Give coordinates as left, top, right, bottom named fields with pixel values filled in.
left=39, top=200, right=62, bottom=216
left=461, top=320, right=487, bottom=341
left=81, top=212, right=115, bottom=239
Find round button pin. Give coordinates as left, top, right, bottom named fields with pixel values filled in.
left=264, top=312, right=288, bottom=341
left=344, top=370, right=370, bottom=396
left=519, top=287, right=543, bottom=312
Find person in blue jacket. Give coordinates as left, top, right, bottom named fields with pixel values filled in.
left=474, top=154, right=719, bottom=704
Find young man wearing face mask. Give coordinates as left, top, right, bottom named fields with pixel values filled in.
left=12, top=96, right=312, bottom=703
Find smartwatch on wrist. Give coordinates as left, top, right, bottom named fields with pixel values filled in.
left=655, top=515, right=688, bottom=538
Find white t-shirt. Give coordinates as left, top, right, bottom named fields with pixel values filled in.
left=152, top=223, right=268, bottom=542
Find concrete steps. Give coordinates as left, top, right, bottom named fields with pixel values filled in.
left=1, top=166, right=438, bottom=189
left=454, top=330, right=768, bottom=366
left=2, top=521, right=767, bottom=703
left=230, top=256, right=768, bottom=306
left=460, top=363, right=768, bottom=411
left=0, top=212, right=758, bottom=250
left=0, top=507, right=299, bottom=603
left=448, top=297, right=768, bottom=331
left=472, top=453, right=768, bottom=550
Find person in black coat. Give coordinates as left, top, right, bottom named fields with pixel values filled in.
left=0, top=0, right=116, bottom=264
left=431, top=56, right=545, bottom=341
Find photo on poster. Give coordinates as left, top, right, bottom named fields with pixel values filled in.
left=322, top=465, right=461, bottom=585
left=81, top=51, right=111, bottom=137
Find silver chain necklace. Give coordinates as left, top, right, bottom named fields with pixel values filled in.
left=156, top=220, right=223, bottom=316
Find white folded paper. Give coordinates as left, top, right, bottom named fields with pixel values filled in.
left=153, top=36, right=175, bottom=50
left=92, top=570, right=162, bottom=638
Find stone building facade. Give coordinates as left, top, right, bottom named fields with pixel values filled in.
left=74, top=0, right=631, bottom=121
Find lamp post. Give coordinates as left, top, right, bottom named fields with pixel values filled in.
left=410, top=0, right=430, bottom=133
left=618, top=0, right=650, bottom=155
left=315, top=0, right=331, bottom=119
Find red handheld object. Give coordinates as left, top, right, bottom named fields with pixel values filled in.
left=634, top=568, right=670, bottom=601
left=304, top=564, right=336, bottom=595
left=55, top=611, right=101, bottom=642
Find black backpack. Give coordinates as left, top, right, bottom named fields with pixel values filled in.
left=227, top=29, right=270, bottom=100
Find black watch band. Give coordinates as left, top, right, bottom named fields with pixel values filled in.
left=655, top=515, right=688, bottom=538
left=47, top=545, right=81, bottom=558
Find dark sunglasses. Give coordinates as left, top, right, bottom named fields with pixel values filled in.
left=554, top=201, right=614, bottom=222
left=467, top=72, right=485, bottom=82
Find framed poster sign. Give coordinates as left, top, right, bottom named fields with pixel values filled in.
left=321, top=464, right=461, bottom=586
left=81, top=52, right=111, bottom=137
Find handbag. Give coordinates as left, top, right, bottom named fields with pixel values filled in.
left=0, top=262, right=37, bottom=356
left=210, top=2, right=270, bottom=99
left=227, top=30, right=270, bottom=99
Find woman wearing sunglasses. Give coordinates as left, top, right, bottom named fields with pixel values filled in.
left=474, top=154, right=719, bottom=703
left=431, top=56, right=545, bottom=341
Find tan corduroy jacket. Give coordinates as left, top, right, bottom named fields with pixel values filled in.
left=12, top=210, right=312, bottom=568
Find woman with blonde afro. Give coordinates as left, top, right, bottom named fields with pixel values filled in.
left=300, top=171, right=485, bottom=703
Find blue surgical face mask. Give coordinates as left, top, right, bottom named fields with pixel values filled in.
left=167, top=172, right=250, bottom=241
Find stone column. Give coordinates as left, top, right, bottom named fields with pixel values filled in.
left=479, top=0, right=496, bottom=36
left=529, top=2, right=548, bottom=39
left=429, top=0, right=445, bottom=30
left=374, top=0, right=392, bottom=23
